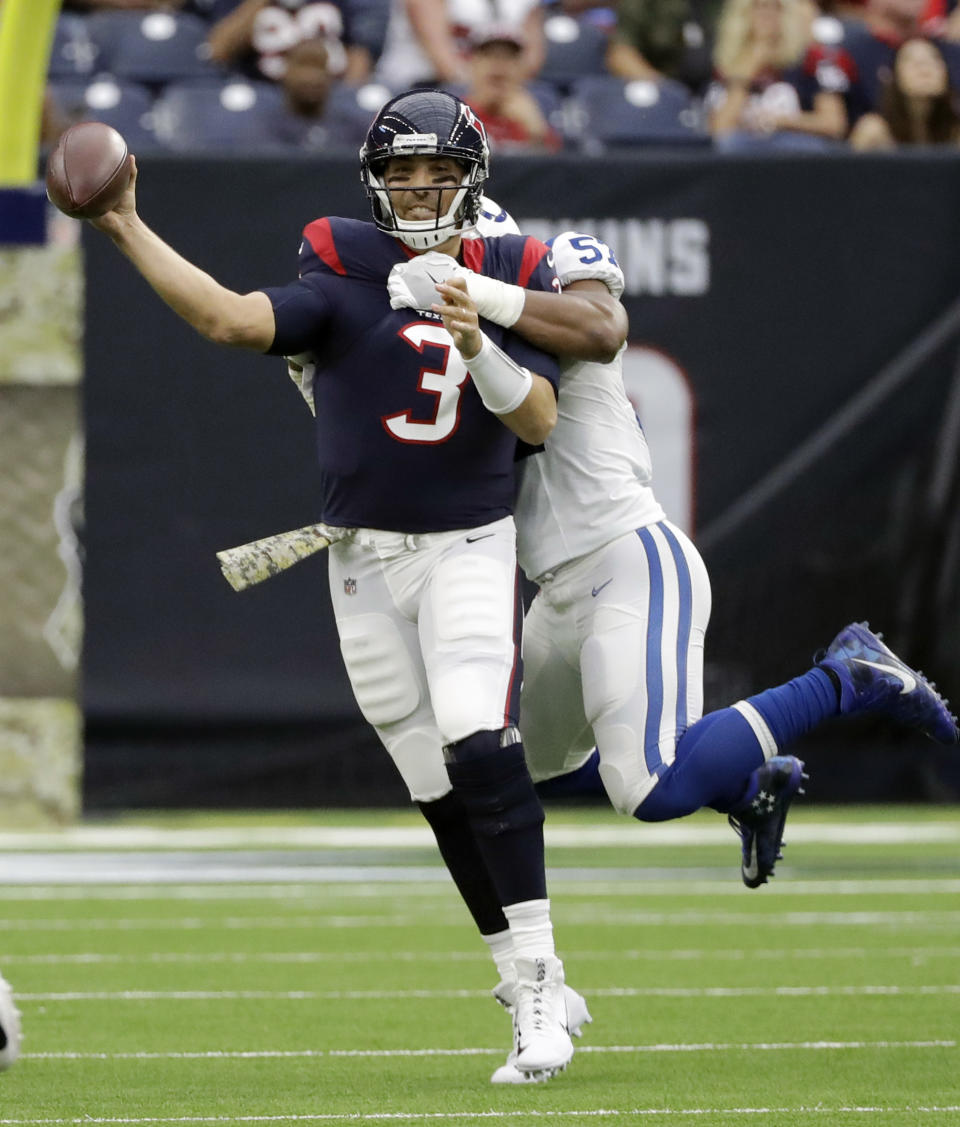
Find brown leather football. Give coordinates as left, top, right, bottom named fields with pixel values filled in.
left=45, top=122, right=132, bottom=220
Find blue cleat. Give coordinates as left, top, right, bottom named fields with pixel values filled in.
left=816, top=621, right=959, bottom=745
left=728, top=755, right=807, bottom=889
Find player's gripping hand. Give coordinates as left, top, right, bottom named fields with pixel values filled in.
left=388, top=252, right=526, bottom=328
left=388, top=252, right=463, bottom=312
left=436, top=276, right=481, bottom=359
left=89, top=156, right=139, bottom=236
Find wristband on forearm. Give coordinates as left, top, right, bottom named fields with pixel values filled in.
left=463, top=332, right=533, bottom=415
left=465, top=271, right=526, bottom=328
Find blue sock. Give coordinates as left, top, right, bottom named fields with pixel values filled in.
left=745, top=667, right=838, bottom=748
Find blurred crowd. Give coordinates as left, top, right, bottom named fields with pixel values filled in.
left=43, top=0, right=960, bottom=153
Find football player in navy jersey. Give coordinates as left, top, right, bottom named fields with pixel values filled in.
left=89, top=89, right=582, bottom=1082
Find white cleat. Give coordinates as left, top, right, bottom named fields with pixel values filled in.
left=511, top=955, right=574, bottom=1077
left=0, top=972, right=22, bottom=1072
left=492, top=978, right=592, bottom=1037
left=490, top=966, right=590, bottom=1085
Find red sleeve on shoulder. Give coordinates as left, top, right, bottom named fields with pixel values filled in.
left=303, top=217, right=347, bottom=276
left=461, top=238, right=486, bottom=273
left=517, top=237, right=551, bottom=289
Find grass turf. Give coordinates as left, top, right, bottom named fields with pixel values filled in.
left=0, top=805, right=957, bottom=1126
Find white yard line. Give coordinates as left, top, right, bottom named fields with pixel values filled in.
left=14, top=984, right=960, bottom=1001
left=0, top=822, right=956, bottom=851
left=5, top=945, right=959, bottom=966
left=2, top=909, right=959, bottom=931
left=0, top=876, right=958, bottom=896
left=19, top=1039, right=958, bottom=1061
left=3, top=1105, right=960, bottom=1124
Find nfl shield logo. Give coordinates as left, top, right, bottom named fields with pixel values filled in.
left=344, top=577, right=357, bottom=596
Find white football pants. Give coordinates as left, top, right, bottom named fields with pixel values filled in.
left=521, top=521, right=712, bottom=814
left=327, top=516, right=523, bottom=803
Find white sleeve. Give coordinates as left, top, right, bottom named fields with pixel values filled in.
left=550, top=230, right=625, bottom=300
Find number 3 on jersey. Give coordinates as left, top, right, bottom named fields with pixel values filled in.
left=382, top=322, right=469, bottom=444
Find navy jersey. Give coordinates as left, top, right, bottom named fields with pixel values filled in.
left=261, top=218, right=560, bottom=534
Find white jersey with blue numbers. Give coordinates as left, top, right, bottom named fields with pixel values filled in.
left=511, top=230, right=665, bottom=580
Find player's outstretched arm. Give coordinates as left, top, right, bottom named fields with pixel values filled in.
left=511, top=281, right=627, bottom=363
left=437, top=278, right=556, bottom=445
left=89, top=158, right=276, bottom=352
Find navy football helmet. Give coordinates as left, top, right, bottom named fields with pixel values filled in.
left=360, top=89, right=490, bottom=250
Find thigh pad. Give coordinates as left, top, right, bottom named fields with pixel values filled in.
left=338, top=613, right=421, bottom=728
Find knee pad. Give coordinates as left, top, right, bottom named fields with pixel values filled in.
left=337, top=613, right=420, bottom=727
left=596, top=724, right=658, bottom=815
left=443, top=730, right=544, bottom=838
left=383, top=728, right=451, bottom=803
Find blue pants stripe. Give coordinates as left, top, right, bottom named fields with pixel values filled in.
left=659, top=522, right=693, bottom=739
left=637, top=526, right=665, bottom=775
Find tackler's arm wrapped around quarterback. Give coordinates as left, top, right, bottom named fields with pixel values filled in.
left=388, top=231, right=627, bottom=365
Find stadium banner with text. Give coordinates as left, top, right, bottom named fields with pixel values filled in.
left=81, top=152, right=960, bottom=808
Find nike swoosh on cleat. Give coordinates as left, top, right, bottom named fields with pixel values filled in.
left=591, top=578, right=613, bottom=597
left=851, top=658, right=917, bottom=694
left=742, top=842, right=759, bottom=884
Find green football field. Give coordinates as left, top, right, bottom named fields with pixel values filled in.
left=0, top=804, right=957, bottom=1126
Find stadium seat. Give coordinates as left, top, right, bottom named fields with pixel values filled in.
left=49, top=79, right=162, bottom=151
left=323, top=81, right=390, bottom=136
left=540, top=15, right=610, bottom=93
left=566, top=76, right=710, bottom=150
left=85, top=10, right=221, bottom=85
left=47, top=13, right=96, bottom=80
left=528, top=79, right=564, bottom=126
left=47, top=81, right=89, bottom=122
left=153, top=80, right=289, bottom=151
left=83, top=80, right=162, bottom=152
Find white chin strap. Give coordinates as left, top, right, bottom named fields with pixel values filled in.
left=374, top=179, right=474, bottom=250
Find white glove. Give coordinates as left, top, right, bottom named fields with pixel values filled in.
left=388, top=251, right=464, bottom=312
left=389, top=251, right=526, bottom=327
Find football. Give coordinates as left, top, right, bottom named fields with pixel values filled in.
left=45, top=121, right=132, bottom=220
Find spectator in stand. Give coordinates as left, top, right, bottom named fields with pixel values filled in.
left=849, top=34, right=960, bottom=142
left=206, top=0, right=389, bottom=84
left=830, top=0, right=960, bottom=124
left=266, top=36, right=376, bottom=148
left=462, top=26, right=561, bottom=150
left=606, top=0, right=724, bottom=94
left=707, top=0, right=848, bottom=147
left=374, top=0, right=546, bottom=93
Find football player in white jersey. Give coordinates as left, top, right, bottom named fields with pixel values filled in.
left=389, top=209, right=959, bottom=1078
